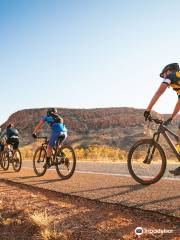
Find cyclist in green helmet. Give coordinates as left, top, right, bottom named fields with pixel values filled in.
left=144, top=63, right=180, bottom=176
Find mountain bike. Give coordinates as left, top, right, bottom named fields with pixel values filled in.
left=0, top=147, right=22, bottom=172
left=128, top=116, right=180, bottom=185
left=33, top=136, right=76, bottom=179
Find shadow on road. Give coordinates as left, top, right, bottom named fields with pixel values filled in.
left=31, top=178, right=64, bottom=185
left=134, top=195, right=180, bottom=208
left=66, top=183, right=149, bottom=202
left=10, top=176, right=64, bottom=185
left=95, top=184, right=148, bottom=201
left=19, top=175, right=38, bottom=179
left=68, top=184, right=146, bottom=195
left=0, top=171, right=15, bottom=174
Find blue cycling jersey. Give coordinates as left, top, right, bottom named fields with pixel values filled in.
left=42, top=116, right=67, bottom=132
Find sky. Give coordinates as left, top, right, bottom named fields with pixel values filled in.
left=0, top=0, right=180, bottom=124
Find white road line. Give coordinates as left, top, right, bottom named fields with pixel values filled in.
left=22, top=166, right=180, bottom=181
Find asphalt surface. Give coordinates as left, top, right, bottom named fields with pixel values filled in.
left=0, top=161, right=180, bottom=218
left=23, top=160, right=180, bottom=179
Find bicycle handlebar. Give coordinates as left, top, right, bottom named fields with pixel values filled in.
left=147, top=116, right=163, bottom=124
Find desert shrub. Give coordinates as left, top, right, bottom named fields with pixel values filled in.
left=75, top=145, right=127, bottom=161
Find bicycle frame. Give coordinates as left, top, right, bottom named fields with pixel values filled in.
left=152, top=123, right=180, bottom=161
left=38, top=136, right=62, bottom=162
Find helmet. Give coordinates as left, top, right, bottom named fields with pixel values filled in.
left=7, top=123, right=14, bottom=128
left=160, top=63, right=179, bottom=78
left=47, top=108, right=57, bottom=116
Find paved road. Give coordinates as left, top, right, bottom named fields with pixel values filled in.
left=0, top=161, right=180, bottom=218
left=23, top=160, right=180, bottom=179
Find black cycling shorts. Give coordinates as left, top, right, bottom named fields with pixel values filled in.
left=6, top=138, right=19, bottom=150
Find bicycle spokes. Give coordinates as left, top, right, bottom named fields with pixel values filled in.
left=128, top=140, right=166, bottom=184
left=55, top=145, right=76, bottom=179
left=33, top=147, right=47, bottom=176
left=12, top=149, right=22, bottom=172
left=143, top=146, right=155, bottom=164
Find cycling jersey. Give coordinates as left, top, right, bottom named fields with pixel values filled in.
left=42, top=116, right=67, bottom=133
left=163, top=71, right=180, bottom=96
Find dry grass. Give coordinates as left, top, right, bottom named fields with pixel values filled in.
left=0, top=206, right=68, bottom=240
left=75, top=145, right=127, bottom=162
left=20, top=144, right=128, bottom=162
left=20, top=140, right=43, bottom=160
left=20, top=143, right=180, bottom=164
left=29, top=211, right=67, bottom=240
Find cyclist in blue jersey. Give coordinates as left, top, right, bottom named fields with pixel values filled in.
left=32, top=108, right=67, bottom=168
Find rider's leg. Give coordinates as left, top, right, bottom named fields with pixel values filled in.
left=169, top=166, right=180, bottom=175
left=44, top=132, right=60, bottom=168
left=12, top=138, right=19, bottom=155
left=169, top=126, right=180, bottom=175
left=175, top=128, right=180, bottom=152
left=44, top=145, right=53, bottom=168
left=5, top=140, right=11, bottom=156
left=178, top=127, right=180, bottom=145
left=57, top=133, right=67, bottom=152
left=47, top=145, right=53, bottom=157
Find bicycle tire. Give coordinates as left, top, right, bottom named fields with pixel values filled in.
left=128, top=139, right=167, bottom=185
left=12, top=149, right=22, bottom=172
left=1, top=151, right=10, bottom=171
left=55, top=145, right=76, bottom=179
left=33, top=147, right=47, bottom=176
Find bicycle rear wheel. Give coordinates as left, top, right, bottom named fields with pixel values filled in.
left=33, top=147, right=47, bottom=176
left=55, top=145, right=76, bottom=179
left=1, top=151, right=10, bottom=171
left=128, top=139, right=166, bottom=185
left=12, top=149, right=22, bottom=172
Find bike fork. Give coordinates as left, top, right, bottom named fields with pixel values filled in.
left=143, top=134, right=160, bottom=164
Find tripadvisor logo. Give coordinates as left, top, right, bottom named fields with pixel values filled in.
left=135, top=226, right=173, bottom=236
left=135, top=227, right=143, bottom=236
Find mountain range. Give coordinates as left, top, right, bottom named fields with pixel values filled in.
left=1, top=107, right=179, bottom=151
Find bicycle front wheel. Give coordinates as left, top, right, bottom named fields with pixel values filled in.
left=55, top=145, right=76, bottom=179
left=128, top=139, right=166, bottom=185
left=33, top=147, right=47, bottom=176
left=12, top=149, right=22, bottom=172
left=1, top=151, right=9, bottom=171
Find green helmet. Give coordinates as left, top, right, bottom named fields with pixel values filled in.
left=160, top=63, right=179, bottom=78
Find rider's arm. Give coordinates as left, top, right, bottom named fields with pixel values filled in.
left=33, top=120, right=45, bottom=134
left=171, top=98, right=180, bottom=119
left=58, top=115, right=63, bottom=124
left=146, top=83, right=168, bottom=111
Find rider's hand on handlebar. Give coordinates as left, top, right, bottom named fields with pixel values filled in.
left=32, top=133, right=37, bottom=138
left=144, top=110, right=151, bottom=121
left=163, top=117, right=173, bottom=126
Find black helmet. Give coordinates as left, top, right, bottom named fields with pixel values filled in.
left=47, top=108, right=57, bottom=116
left=160, top=63, right=179, bottom=78
left=7, top=123, right=14, bottom=128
